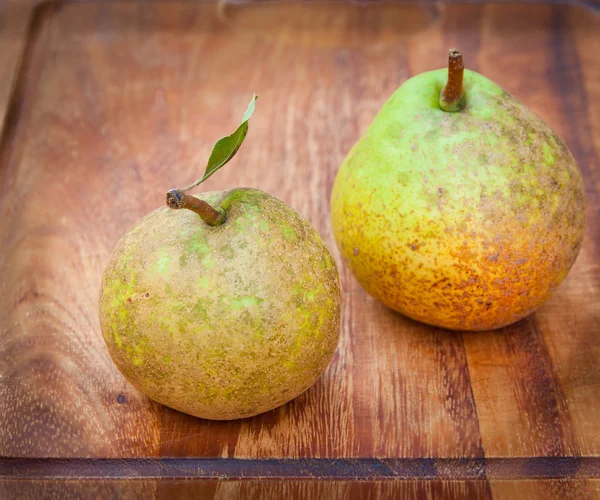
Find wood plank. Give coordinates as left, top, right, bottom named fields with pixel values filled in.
left=2, top=456, right=599, bottom=479
left=0, top=1, right=33, bottom=133
left=0, top=2, right=162, bottom=458
left=3, top=478, right=599, bottom=500
left=0, top=480, right=157, bottom=500
left=0, top=479, right=493, bottom=500
left=559, top=1, right=600, bottom=457
left=489, top=479, right=600, bottom=500
left=462, top=2, right=600, bottom=458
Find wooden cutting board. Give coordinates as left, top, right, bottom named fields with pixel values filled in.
left=1, top=1, right=599, bottom=498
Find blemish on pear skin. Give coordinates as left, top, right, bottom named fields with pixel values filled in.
left=229, top=295, right=264, bottom=311
left=220, top=244, right=235, bottom=260
left=155, top=250, right=171, bottom=274
left=282, top=226, right=297, bottom=242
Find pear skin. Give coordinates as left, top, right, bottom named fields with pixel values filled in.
left=331, top=52, right=585, bottom=331
left=100, top=188, right=340, bottom=420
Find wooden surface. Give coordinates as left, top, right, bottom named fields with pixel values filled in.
left=2, top=478, right=600, bottom=500
left=0, top=1, right=599, bottom=497
left=0, top=1, right=34, bottom=133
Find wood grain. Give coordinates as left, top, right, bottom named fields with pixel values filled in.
left=0, top=479, right=493, bottom=500
left=0, top=0, right=599, bottom=491
left=1, top=479, right=599, bottom=500
left=0, top=1, right=34, bottom=134
left=2, top=456, right=599, bottom=479
left=0, top=2, right=163, bottom=458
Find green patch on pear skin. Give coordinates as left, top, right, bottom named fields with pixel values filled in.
left=102, top=269, right=137, bottom=355
left=99, top=188, right=341, bottom=420
left=228, top=295, right=264, bottom=311
left=183, top=230, right=210, bottom=256
left=282, top=226, right=297, bottom=242
left=155, top=249, right=171, bottom=274
left=112, top=330, right=122, bottom=349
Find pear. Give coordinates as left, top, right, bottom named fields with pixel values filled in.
left=331, top=50, right=585, bottom=331
left=99, top=96, right=340, bottom=420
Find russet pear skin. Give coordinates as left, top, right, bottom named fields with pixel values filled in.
left=100, top=188, right=340, bottom=420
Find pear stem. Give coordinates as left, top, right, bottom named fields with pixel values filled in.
left=439, top=49, right=466, bottom=112
left=166, top=189, right=226, bottom=226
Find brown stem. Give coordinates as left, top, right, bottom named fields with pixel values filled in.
left=166, top=189, right=226, bottom=226
left=439, top=49, right=466, bottom=112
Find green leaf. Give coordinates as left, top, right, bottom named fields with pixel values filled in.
left=197, top=93, right=258, bottom=186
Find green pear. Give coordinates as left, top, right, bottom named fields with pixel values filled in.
left=331, top=50, right=585, bottom=331
left=99, top=96, right=340, bottom=420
